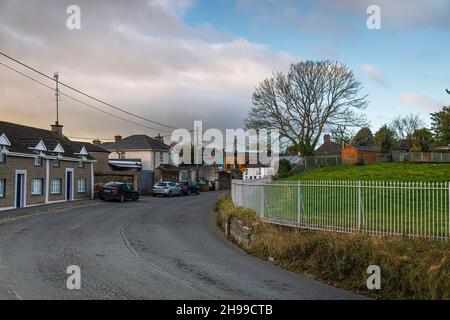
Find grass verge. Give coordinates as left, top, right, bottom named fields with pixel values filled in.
left=216, top=196, right=450, bottom=300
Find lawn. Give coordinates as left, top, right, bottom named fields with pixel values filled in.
left=239, top=163, right=450, bottom=239
left=285, top=162, right=450, bottom=182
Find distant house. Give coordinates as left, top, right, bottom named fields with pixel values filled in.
left=341, top=145, right=382, bottom=165
left=315, top=134, right=341, bottom=156
left=0, top=121, right=96, bottom=211
left=101, top=134, right=171, bottom=194
left=391, top=139, right=412, bottom=161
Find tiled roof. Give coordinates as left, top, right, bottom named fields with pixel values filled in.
left=315, top=141, right=341, bottom=156
left=71, top=141, right=110, bottom=153
left=0, top=121, right=95, bottom=160
left=392, top=139, right=412, bottom=150
left=101, top=135, right=170, bottom=151
left=352, top=145, right=379, bottom=152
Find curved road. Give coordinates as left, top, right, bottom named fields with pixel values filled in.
left=0, top=193, right=360, bottom=299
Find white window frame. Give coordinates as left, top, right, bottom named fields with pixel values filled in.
left=35, top=156, right=42, bottom=167
left=31, top=178, right=43, bottom=195
left=77, top=178, right=86, bottom=193
left=53, top=158, right=60, bottom=167
left=0, top=179, right=5, bottom=197
left=50, top=178, right=62, bottom=194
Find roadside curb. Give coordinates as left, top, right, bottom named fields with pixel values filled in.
left=0, top=200, right=104, bottom=224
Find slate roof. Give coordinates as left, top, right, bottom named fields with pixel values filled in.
left=0, top=121, right=95, bottom=160
left=392, top=139, right=412, bottom=150
left=315, top=141, right=342, bottom=156
left=71, top=141, right=110, bottom=153
left=351, top=145, right=379, bottom=152
left=101, top=135, right=170, bottom=151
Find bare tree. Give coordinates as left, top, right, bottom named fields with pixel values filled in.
left=245, top=61, right=368, bottom=156
left=329, top=124, right=354, bottom=149
left=389, top=114, right=425, bottom=140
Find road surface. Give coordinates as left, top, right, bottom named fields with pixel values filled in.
left=0, top=192, right=361, bottom=299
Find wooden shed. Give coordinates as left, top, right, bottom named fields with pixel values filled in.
left=341, top=145, right=382, bottom=165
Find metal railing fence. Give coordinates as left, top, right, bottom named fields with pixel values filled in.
left=231, top=179, right=450, bottom=240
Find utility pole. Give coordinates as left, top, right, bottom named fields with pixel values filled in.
left=54, top=72, right=60, bottom=125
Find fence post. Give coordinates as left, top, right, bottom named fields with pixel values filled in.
left=297, top=181, right=301, bottom=225
left=260, top=183, right=265, bottom=218
left=448, top=182, right=450, bottom=240
left=358, top=180, right=362, bottom=231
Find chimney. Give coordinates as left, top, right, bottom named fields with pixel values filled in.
left=92, top=138, right=101, bottom=145
left=114, top=135, right=122, bottom=143
left=324, top=134, right=331, bottom=143
left=154, top=133, right=164, bottom=143
left=50, top=122, right=63, bottom=135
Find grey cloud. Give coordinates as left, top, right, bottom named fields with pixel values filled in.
left=0, top=0, right=294, bottom=141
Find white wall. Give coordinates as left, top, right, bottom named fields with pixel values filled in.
left=243, top=167, right=273, bottom=180
left=108, top=150, right=169, bottom=171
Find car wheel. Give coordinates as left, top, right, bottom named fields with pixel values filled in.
left=119, top=195, right=125, bottom=202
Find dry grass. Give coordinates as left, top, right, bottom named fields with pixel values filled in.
left=216, top=196, right=450, bottom=300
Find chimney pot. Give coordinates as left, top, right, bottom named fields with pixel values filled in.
left=324, top=134, right=331, bottom=143
left=114, top=135, right=122, bottom=143
left=92, top=138, right=101, bottom=145
left=154, top=133, right=164, bottom=143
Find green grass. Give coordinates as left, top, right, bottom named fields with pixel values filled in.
left=244, top=163, right=450, bottom=238
left=216, top=196, right=450, bottom=299
left=285, top=163, right=450, bottom=182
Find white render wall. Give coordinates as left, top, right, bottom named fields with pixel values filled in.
left=108, top=150, right=169, bottom=171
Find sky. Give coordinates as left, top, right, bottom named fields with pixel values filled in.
left=0, top=0, right=449, bottom=143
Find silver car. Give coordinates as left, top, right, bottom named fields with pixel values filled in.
left=152, top=181, right=183, bottom=197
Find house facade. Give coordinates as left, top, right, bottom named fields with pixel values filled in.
left=101, top=134, right=171, bottom=194
left=0, top=121, right=96, bottom=211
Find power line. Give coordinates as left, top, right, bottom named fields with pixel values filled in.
left=0, top=61, right=172, bottom=134
left=0, top=51, right=179, bottom=130
left=0, top=53, right=251, bottom=148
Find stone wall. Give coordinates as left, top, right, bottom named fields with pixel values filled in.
left=218, top=214, right=253, bottom=249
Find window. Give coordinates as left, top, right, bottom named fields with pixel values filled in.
left=78, top=160, right=84, bottom=168
left=34, top=157, right=42, bottom=167
left=31, top=179, right=43, bottom=195
left=0, top=152, right=5, bottom=163
left=51, top=179, right=62, bottom=194
left=0, top=179, right=5, bottom=198
left=77, top=178, right=86, bottom=193
left=159, top=152, right=164, bottom=163
left=53, top=158, right=60, bottom=167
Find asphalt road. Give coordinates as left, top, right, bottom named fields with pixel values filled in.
left=0, top=192, right=361, bottom=299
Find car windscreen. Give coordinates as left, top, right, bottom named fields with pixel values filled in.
left=155, top=182, right=167, bottom=187
left=104, top=183, right=121, bottom=188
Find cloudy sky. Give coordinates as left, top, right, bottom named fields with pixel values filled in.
left=0, top=0, right=449, bottom=142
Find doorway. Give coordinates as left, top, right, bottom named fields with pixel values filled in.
left=66, top=169, right=74, bottom=201
left=15, top=171, right=26, bottom=208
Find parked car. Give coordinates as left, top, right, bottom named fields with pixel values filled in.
left=98, top=182, right=139, bottom=202
left=177, top=181, right=200, bottom=196
left=152, top=181, right=183, bottom=197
